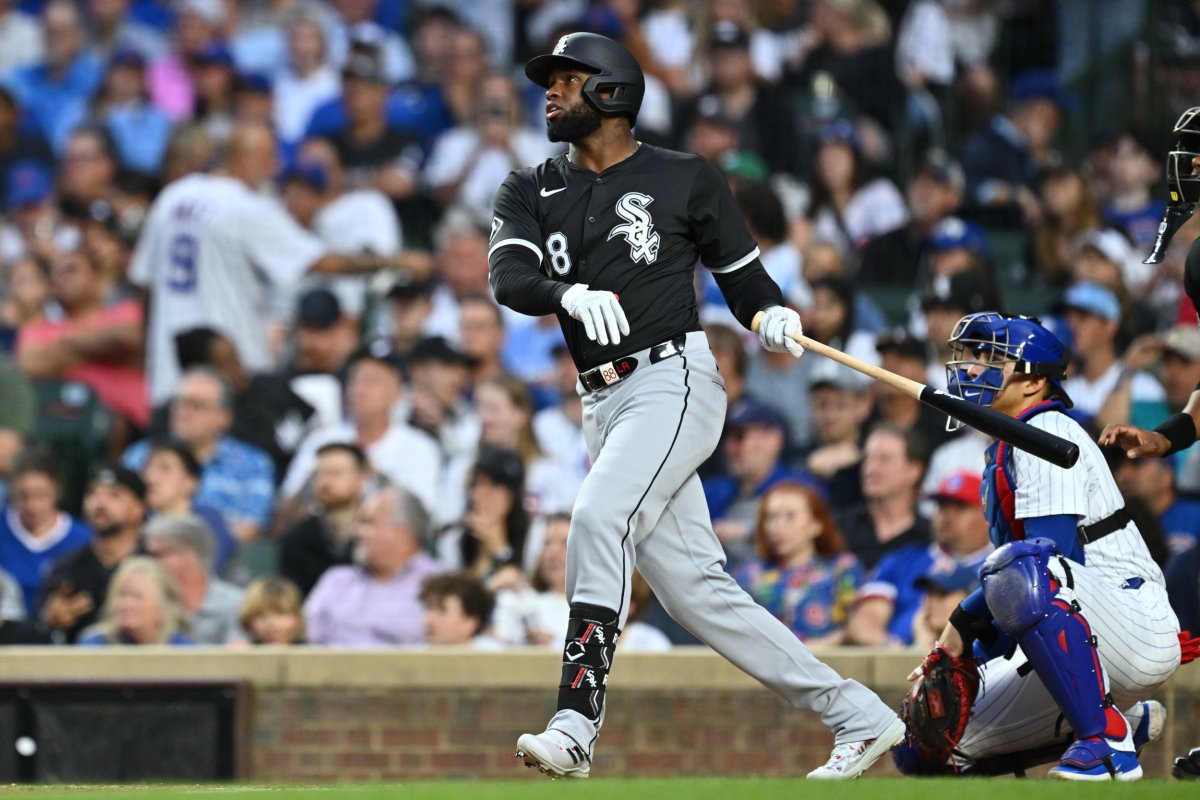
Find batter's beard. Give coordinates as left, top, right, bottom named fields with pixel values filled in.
left=548, top=102, right=602, bottom=143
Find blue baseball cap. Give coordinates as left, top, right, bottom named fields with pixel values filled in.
left=6, top=160, right=53, bottom=210
left=929, top=217, right=987, bottom=256
left=1061, top=282, right=1121, bottom=323
left=727, top=398, right=787, bottom=431
left=296, top=287, right=341, bottom=329
left=1010, top=69, right=1077, bottom=111
left=193, top=42, right=234, bottom=67
left=816, top=118, right=860, bottom=151
left=282, top=161, right=328, bottom=193
left=110, top=48, right=146, bottom=70
left=235, top=72, right=272, bottom=94
left=915, top=561, right=980, bottom=594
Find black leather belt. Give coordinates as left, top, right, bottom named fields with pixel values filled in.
left=1076, top=507, right=1131, bottom=546
left=578, top=335, right=688, bottom=393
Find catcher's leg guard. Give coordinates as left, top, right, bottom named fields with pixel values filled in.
left=981, top=539, right=1128, bottom=744
left=892, top=740, right=955, bottom=776
left=557, top=604, right=620, bottom=721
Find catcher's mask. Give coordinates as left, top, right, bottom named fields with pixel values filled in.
left=945, top=312, right=1072, bottom=431
left=1146, top=107, right=1200, bottom=264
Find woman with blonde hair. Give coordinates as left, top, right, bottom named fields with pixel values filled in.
left=78, top=556, right=193, bottom=645
left=238, top=577, right=305, bottom=645
left=732, top=481, right=862, bottom=646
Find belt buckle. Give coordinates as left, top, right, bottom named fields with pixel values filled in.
left=650, top=335, right=686, bottom=364
left=583, top=356, right=638, bottom=392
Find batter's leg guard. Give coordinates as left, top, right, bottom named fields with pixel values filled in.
left=557, top=604, right=620, bottom=722
left=982, top=538, right=1131, bottom=775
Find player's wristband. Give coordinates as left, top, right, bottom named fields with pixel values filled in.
left=949, top=602, right=992, bottom=651
left=1153, top=412, right=1198, bottom=456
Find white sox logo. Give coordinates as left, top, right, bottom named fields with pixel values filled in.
left=553, top=35, right=570, bottom=55
left=607, top=192, right=660, bottom=265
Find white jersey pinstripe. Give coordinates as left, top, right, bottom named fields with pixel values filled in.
left=1010, top=410, right=1164, bottom=590
left=955, top=408, right=1180, bottom=766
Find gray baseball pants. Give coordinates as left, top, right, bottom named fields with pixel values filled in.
left=544, top=331, right=897, bottom=752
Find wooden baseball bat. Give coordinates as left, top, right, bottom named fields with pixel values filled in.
left=750, top=312, right=1080, bottom=469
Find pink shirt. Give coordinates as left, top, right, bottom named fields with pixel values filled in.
left=303, top=554, right=445, bottom=647
left=146, top=54, right=195, bottom=121
left=18, top=299, right=150, bottom=426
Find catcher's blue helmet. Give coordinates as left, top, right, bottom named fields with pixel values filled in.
left=945, top=312, right=1072, bottom=428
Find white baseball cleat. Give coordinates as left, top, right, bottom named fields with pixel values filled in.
left=1125, top=700, right=1166, bottom=755
left=807, top=717, right=907, bottom=780
left=515, top=729, right=591, bottom=779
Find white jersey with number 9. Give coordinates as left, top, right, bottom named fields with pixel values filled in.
left=130, top=173, right=326, bottom=404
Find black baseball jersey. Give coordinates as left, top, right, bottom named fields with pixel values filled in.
left=489, top=144, right=771, bottom=371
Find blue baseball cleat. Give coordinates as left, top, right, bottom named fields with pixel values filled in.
left=1048, top=737, right=1142, bottom=781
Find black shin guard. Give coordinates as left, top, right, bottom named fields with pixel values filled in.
left=557, top=603, right=620, bottom=721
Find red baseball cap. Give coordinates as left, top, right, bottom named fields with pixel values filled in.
left=931, top=471, right=982, bottom=506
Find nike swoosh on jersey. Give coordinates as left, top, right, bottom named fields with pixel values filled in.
left=540, top=186, right=566, bottom=197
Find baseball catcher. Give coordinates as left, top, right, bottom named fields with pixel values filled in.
left=896, top=313, right=1181, bottom=780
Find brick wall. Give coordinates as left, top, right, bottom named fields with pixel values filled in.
left=247, top=687, right=901, bottom=781
left=247, top=685, right=1195, bottom=781
left=0, top=649, right=1193, bottom=781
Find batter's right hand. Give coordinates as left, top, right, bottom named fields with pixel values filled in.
left=561, top=283, right=630, bottom=346
left=1098, top=423, right=1170, bottom=459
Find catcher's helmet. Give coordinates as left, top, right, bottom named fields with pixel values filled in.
left=1145, top=107, right=1200, bottom=264
left=1167, top=107, right=1200, bottom=206
left=525, top=32, right=644, bottom=124
left=945, top=312, right=1071, bottom=429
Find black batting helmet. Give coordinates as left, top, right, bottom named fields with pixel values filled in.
left=525, top=32, right=644, bottom=124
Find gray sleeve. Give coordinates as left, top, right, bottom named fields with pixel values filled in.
left=0, top=357, right=35, bottom=436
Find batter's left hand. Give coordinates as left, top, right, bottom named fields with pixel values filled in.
left=757, top=305, right=805, bottom=358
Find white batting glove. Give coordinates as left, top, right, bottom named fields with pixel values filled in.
left=757, top=305, right=805, bottom=358
left=561, top=283, right=630, bottom=347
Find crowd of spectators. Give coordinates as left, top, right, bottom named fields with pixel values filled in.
left=0, top=0, right=1195, bottom=652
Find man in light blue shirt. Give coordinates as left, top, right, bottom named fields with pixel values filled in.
left=2, top=1, right=102, bottom=152
left=123, top=367, right=275, bottom=542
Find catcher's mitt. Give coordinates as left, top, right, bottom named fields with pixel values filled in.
left=901, top=646, right=981, bottom=763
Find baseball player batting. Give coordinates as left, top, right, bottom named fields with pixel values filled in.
left=489, top=32, right=904, bottom=780
left=897, top=312, right=1181, bottom=780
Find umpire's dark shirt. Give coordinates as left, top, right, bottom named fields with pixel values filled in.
left=489, top=145, right=765, bottom=371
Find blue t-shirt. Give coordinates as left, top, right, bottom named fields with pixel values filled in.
left=1103, top=199, right=1166, bottom=252
left=1162, top=498, right=1200, bottom=555
left=859, top=543, right=933, bottom=645
left=861, top=544, right=990, bottom=645
left=0, top=509, right=91, bottom=614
